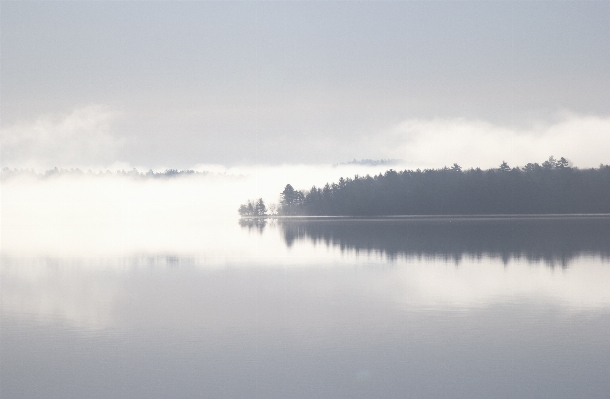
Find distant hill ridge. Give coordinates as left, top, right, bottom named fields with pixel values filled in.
left=334, top=158, right=403, bottom=167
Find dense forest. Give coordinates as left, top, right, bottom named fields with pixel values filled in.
left=240, top=157, right=610, bottom=216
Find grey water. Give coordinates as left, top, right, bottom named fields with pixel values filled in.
left=2, top=216, right=610, bottom=399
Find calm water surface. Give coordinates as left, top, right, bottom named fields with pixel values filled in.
left=2, top=217, right=610, bottom=398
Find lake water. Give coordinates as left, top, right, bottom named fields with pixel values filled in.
left=2, top=216, right=610, bottom=399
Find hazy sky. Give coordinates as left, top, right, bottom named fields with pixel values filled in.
left=2, top=1, right=609, bottom=169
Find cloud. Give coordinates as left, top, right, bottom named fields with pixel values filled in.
left=379, top=113, right=610, bottom=169
left=2, top=105, right=609, bottom=170
left=1, top=105, right=124, bottom=169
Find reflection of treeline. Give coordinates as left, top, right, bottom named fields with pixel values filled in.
left=278, top=157, right=610, bottom=215
left=238, top=218, right=268, bottom=234
left=277, top=217, right=610, bottom=267
left=1, top=167, right=215, bottom=180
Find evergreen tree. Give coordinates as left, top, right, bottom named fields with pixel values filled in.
left=255, top=198, right=267, bottom=216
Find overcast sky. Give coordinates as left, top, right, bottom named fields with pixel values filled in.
left=2, top=1, right=609, bottom=169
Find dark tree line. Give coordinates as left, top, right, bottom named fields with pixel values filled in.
left=276, top=157, right=610, bottom=216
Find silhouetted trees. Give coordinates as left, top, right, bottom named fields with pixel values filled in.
left=255, top=198, right=267, bottom=216
left=270, top=157, right=610, bottom=216
left=279, top=184, right=305, bottom=215
left=238, top=198, right=267, bottom=217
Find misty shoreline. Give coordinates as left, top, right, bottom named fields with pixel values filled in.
left=242, top=158, right=610, bottom=217
left=240, top=214, right=610, bottom=220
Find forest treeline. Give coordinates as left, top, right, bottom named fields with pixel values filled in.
left=267, top=157, right=610, bottom=216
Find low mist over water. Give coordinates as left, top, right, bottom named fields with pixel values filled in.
left=3, top=2, right=610, bottom=398
left=1, top=163, right=398, bottom=257
left=3, top=170, right=610, bottom=398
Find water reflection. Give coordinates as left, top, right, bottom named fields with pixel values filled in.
left=238, top=217, right=268, bottom=234
left=3, top=217, right=610, bottom=399
left=275, top=216, right=610, bottom=267
left=3, top=253, right=610, bottom=399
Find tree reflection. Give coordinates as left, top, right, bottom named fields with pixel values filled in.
left=276, top=216, right=610, bottom=267
left=238, top=218, right=268, bottom=234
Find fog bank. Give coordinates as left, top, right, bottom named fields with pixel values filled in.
left=1, top=164, right=401, bottom=257
left=2, top=106, right=609, bottom=169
